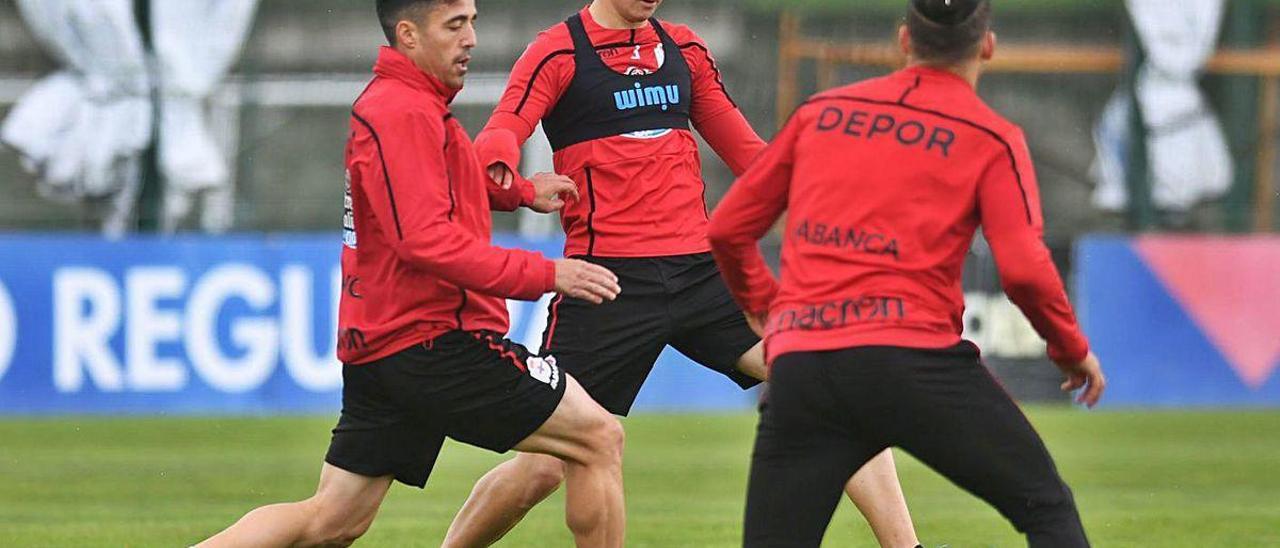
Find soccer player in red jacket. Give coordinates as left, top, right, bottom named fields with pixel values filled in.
left=708, top=1, right=1106, bottom=546
left=444, top=1, right=918, bottom=547
left=197, top=2, right=629, bottom=546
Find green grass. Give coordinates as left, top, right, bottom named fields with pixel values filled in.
left=1, top=409, right=1278, bottom=547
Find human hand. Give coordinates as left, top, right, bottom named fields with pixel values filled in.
left=487, top=162, right=515, bottom=189
left=528, top=172, right=580, bottom=213
left=553, top=259, right=621, bottom=304
left=1054, top=351, right=1106, bottom=408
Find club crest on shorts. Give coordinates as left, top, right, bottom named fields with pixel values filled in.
left=526, top=355, right=561, bottom=389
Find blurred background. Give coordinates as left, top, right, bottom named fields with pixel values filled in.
left=0, top=1, right=1278, bottom=545
left=2, top=0, right=1277, bottom=408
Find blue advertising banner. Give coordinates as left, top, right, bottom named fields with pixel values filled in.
left=1077, top=235, right=1280, bottom=407
left=0, top=234, right=755, bottom=415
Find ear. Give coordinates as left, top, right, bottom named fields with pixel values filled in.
left=395, top=19, right=418, bottom=49
left=980, top=30, right=996, bottom=61
left=898, top=25, right=912, bottom=58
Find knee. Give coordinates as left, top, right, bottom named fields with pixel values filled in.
left=1007, top=485, right=1083, bottom=536
left=525, top=457, right=567, bottom=495
left=309, top=520, right=370, bottom=548
left=301, top=499, right=373, bottom=548
left=582, top=413, right=625, bottom=465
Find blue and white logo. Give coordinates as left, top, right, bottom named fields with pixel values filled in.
left=614, top=82, right=681, bottom=112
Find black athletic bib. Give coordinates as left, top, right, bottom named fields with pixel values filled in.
left=542, top=14, right=693, bottom=152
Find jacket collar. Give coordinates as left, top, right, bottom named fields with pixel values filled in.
left=373, top=46, right=461, bottom=104
left=901, top=64, right=973, bottom=89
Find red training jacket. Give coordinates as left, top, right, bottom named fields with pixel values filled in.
left=475, top=6, right=764, bottom=258
left=708, top=66, right=1090, bottom=365
left=338, top=47, right=557, bottom=365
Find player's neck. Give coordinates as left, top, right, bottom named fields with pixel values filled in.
left=906, top=58, right=981, bottom=89
left=588, top=2, right=649, bottom=30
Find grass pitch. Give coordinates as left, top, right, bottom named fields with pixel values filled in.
left=1, top=408, right=1278, bottom=547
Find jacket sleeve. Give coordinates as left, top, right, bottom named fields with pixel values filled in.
left=978, top=129, right=1090, bottom=363
left=682, top=30, right=740, bottom=125
left=696, top=107, right=767, bottom=177
left=475, top=35, right=571, bottom=175
left=474, top=119, right=533, bottom=177
left=707, top=111, right=804, bottom=314
left=486, top=174, right=536, bottom=212
left=356, top=107, right=556, bottom=301
left=682, top=30, right=766, bottom=176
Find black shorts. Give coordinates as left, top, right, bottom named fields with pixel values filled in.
left=325, top=331, right=566, bottom=488
left=539, top=253, right=761, bottom=415
left=744, top=342, right=1088, bottom=547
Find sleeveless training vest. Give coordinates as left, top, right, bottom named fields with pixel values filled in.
left=542, top=14, right=693, bottom=152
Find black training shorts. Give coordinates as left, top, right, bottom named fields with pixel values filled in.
left=325, top=331, right=566, bottom=488
left=539, top=253, right=761, bottom=415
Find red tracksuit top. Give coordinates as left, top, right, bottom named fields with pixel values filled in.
left=475, top=7, right=765, bottom=258
left=708, top=66, right=1091, bottom=365
left=338, top=47, right=557, bottom=365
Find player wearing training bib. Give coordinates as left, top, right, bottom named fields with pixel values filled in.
left=709, top=1, right=1106, bottom=546
left=481, top=5, right=761, bottom=409
left=442, top=1, right=920, bottom=547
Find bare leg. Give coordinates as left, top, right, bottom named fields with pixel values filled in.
left=735, top=342, right=769, bottom=381
left=447, top=376, right=624, bottom=548
left=442, top=452, right=565, bottom=547
left=846, top=450, right=919, bottom=547
left=737, top=344, right=919, bottom=547
left=197, top=463, right=393, bottom=548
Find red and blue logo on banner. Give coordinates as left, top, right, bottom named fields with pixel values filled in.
left=1077, top=236, right=1280, bottom=406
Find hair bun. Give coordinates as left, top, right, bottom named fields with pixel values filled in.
left=911, top=0, right=983, bottom=26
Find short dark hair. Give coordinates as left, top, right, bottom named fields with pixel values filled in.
left=906, top=0, right=992, bottom=65
left=376, top=0, right=450, bottom=45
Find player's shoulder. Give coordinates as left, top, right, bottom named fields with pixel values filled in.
left=508, top=20, right=577, bottom=75
left=525, top=19, right=575, bottom=56
left=782, top=86, right=852, bottom=126
left=955, top=95, right=1022, bottom=140
left=987, top=108, right=1022, bottom=138
left=796, top=78, right=893, bottom=113
left=353, top=79, right=445, bottom=130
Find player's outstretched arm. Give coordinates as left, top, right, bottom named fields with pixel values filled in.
left=708, top=112, right=806, bottom=317
left=488, top=167, right=581, bottom=214
left=696, top=108, right=766, bottom=177
left=476, top=29, right=571, bottom=196
left=684, top=28, right=767, bottom=176
left=978, top=129, right=1105, bottom=406
left=356, top=107, right=556, bottom=301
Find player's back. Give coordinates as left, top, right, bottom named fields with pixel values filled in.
left=771, top=65, right=1030, bottom=355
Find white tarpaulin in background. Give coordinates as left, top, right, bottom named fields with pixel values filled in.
left=153, top=0, right=259, bottom=233
left=0, top=0, right=258, bottom=236
left=0, top=0, right=152, bottom=236
left=1093, top=0, right=1233, bottom=213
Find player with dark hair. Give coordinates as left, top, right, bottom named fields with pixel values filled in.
left=708, top=0, right=1106, bottom=546
left=442, top=0, right=921, bottom=546
left=196, top=1, right=629, bottom=546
